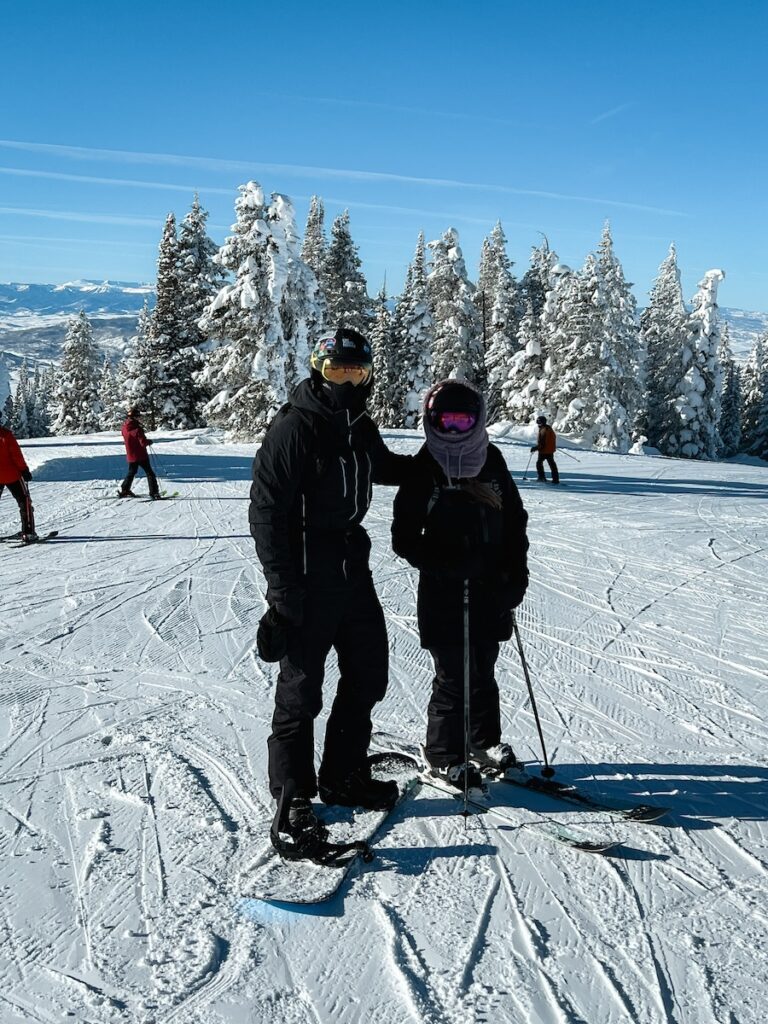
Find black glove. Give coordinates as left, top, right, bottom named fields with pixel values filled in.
left=273, top=589, right=304, bottom=626
left=256, top=606, right=292, bottom=663
left=530, top=446, right=537, bottom=453
left=22, top=468, right=32, bottom=482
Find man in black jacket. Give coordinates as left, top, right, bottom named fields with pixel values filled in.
left=250, top=328, right=413, bottom=846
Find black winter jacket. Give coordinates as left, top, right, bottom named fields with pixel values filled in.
left=391, top=443, right=529, bottom=647
left=249, top=378, right=411, bottom=623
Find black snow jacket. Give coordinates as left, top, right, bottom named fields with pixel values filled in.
left=392, top=443, right=529, bottom=647
left=249, top=378, right=412, bottom=624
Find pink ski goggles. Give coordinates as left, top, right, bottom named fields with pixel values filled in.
left=432, top=410, right=478, bottom=433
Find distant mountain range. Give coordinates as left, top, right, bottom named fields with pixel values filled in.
left=0, top=279, right=765, bottom=371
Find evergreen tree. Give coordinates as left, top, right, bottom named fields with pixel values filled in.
left=717, top=325, right=741, bottom=458
left=98, top=357, right=124, bottom=430
left=199, top=183, right=314, bottom=438
left=177, top=194, right=227, bottom=353
left=639, top=244, right=689, bottom=452
left=741, top=334, right=768, bottom=457
left=11, top=359, right=31, bottom=437
left=28, top=364, right=51, bottom=437
left=427, top=227, right=483, bottom=383
left=300, top=195, right=328, bottom=278
left=148, top=213, right=202, bottom=428
left=269, top=192, right=323, bottom=394
left=670, top=269, right=725, bottom=459
left=120, top=301, right=158, bottom=425
left=0, top=355, right=10, bottom=421
left=503, top=297, right=546, bottom=424
left=475, top=222, right=519, bottom=422
left=323, top=210, right=370, bottom=332
left=547, top=258, right=609, bottom=441
left=593, top=223, right=642, bottom=450
left=50, top=311, right=102, bottom=434
left=519, top=239, right=558, bottom=321
left=394, top=232, right=434, bottom=428
left=369, top=285, right=396, bottom=427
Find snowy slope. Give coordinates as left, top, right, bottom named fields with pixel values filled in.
left=1, top=431, right=767, bottom=1023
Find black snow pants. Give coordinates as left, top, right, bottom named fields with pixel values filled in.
left=121, top=458, right=159, bottom=497
left=425, top=641, right=502, bottom=768
left=0, top=478, right=35, bottom=535
left=536, top=453, right=559, bottom=483
left=267, top=572, right=389, bottom=799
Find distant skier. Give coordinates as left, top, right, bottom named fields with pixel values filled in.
left=119, top=406, right=160, bottom=499
left=0, top=424, right=38, bottom=542
left=531, top=415, right=559, bottom=484
left=392, top=380, right=529, bottom=793
left=250, top=328, right=415, bottom=856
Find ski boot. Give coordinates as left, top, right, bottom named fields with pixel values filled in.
left=318, top=766, right=398, bottom=811
left=470, top=742, right=520, bottom=772
left=117, top=489, right=137, bottom=498
left=427, top=761, right=485, bottom=794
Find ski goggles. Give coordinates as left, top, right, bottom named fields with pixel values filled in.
left=431, top=410, right=478, bottom=433
left=316, top=358, right=372, bottom=386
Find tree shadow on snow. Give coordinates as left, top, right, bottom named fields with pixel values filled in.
left=32, top=452, right=254, bottom=485
left=519, top=471, right=768, bottom=501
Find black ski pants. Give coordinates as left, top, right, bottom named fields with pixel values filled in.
left=121, top=458, right=159, bottom=497
left=267, top=573, right=389, bottom=799
left=0, top=478, right=35, bottom=535
left=536, top=453, right=559, bottom=483
left=425, top=641, right=501, bottom=768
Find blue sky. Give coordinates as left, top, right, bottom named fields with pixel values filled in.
left=0, top=0, right=765, bottom=309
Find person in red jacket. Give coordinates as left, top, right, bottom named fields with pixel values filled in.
left=119, top=406, right=160, bottom=498
left=0, top=425, right=37, bottom=541
left=530, top=415, right=559, bottom=484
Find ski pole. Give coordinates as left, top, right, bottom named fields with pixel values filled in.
left=511, top=611, right=555, bottom=778
left=559, top=448, right=580, bottom=463
left=522, top=453, right=533, bottom=481
left=462, top=578, right=471, bottom=818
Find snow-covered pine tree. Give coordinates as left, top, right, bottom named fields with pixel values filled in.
left=27, top=364, right=51, bottom=437
left=393, top=232, right=434, bottom=428
left=594, top=223, right=643, bottom=450
left=476, top=222, right=519, bottom=422
left=177, top=194, right=227, bottom=356
left=503, top=297, right=546, bottom=424
left=502, top=243, right=560, bottom=424
left=716, top=323, right=741, bottom=458
left=199, top=183, right=306, bottom=438
left=639, top=244, right=689, bottom=452
left=300, top=195, right=328, bottom=278
left=323, top=210, right=371, bottom=332
left=50, top=311, right=102, bottom=435
left=741, top=334, right=768, bottom=457
left=546, top=258, right=609, bottom=442
left=11, top=359, right=31, bottom=437
left=120, top=300, right=157, bottom=425
left=97, top=357, right=124, bottom=430
left=427, top=227, right=483, bottom=384
left=1, top=393, right=12, bottom=429
left=0, top=355, right=10, bottom=422
left=670, top=269, right=726, bottom=459
left=269, top=193, right=323, bottom=394
left=147, top=213, right=203, bottom=428
left=369, top=285, right=396, bottom=427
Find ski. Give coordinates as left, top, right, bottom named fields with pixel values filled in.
left=482, top=765, right=669, bottom=823
left=419, top=775, right=617, bottom=854
left=5, top=530, right=59, bottom=548
left=141, top=490, right=179, bottom=502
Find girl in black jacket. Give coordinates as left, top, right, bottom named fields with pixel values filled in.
left=392, top=380, right=529, bottom=792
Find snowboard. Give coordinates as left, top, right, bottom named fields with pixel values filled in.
left=241, top=752, right=419, bottom=904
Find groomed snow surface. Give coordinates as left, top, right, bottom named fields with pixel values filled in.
left=1, top=429, right=767, bottom=1024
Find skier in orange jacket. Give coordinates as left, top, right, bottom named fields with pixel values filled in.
left=530, top=415, right=559, bottom=484
left=0, top=425, right=37, bottom=540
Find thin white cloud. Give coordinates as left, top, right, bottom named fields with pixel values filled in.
left=0, top=166, right=232, bottom=195
left=590, top=102, right=634, bottom=125
left=0, top=139, right=688, bottom=218
left=0, top=205, right=160, bottom=227
left=0, top=233, right=155, bottom=248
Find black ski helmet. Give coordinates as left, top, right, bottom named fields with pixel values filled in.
left=426, top=380, right=482, bottom=422
left=310, top=327, right=373, bottom=378
left=536, top=415, right=547, bottom=426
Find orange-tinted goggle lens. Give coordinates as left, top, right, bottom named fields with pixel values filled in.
left=320, top=359, right=372, bottom=386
